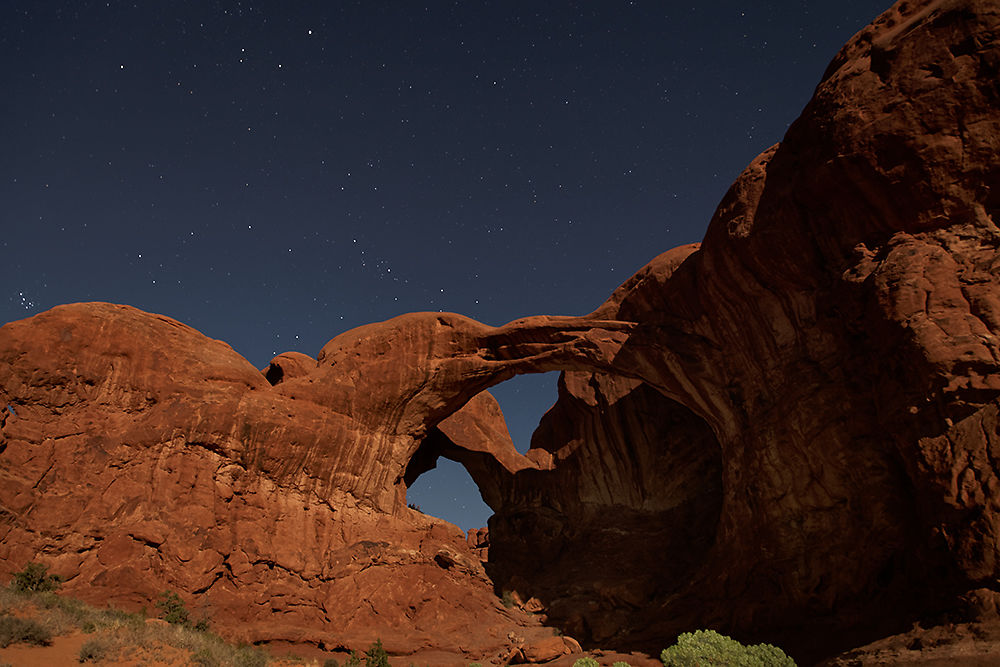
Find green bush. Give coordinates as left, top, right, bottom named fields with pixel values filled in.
left=660, top=629, right=796, bottom=667
left=0, top=615, right=53, bottom=648
left=344, top=650, right=362, bottom=667
left=10, top=562, right=62, bottom=593
left=156, top=591, right=190, bottom=626
left=78, top=636, right=112, bottom=662
left=365, top=638, right=390, bottom=667
left=613, top=662, right=633, bottom=667
left=573, top=659, right=600, bottom=667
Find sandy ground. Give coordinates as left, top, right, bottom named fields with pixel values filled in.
left=0, top=631, right=242, bottom=666
left=1, top=630, right=91, bottom=666
left=0, top=635, right=661, bottom=667
left=0, top=634, right=315, bottom=667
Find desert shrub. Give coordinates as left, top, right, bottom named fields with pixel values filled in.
left=156, top=591, right=190, bottom=626
left=0, top=584, right=273, bottom=666
left=365, top=638, right=390, bottom=667
left=323, top=659, right=340, bottom=667
left=10, top=562, right=61, bottom=593
left=78, top=636, right=112, bottom=662
left=612, top=662, right=633, bottom=667
left=468, top=663, right=483, bottom=667
left=37, top=591, right=92, bottom=633
left=85, top=606, right=143, bottom=636
left=194, top=614, right=211, bottom=632
left=232, top=645, right=269, bottom=667
left=0, top=615, right=52, bottom=647
left=660, top=629, right=796, bottom=667
left=36, top=591, right=67, bottom=609
left=191, top=646, right=219, bottom=666
left=573, top=658, right=600, bottom=667
left=500, top=590, right=515, bottom=608
left=344, top=650, right=362, bottom=667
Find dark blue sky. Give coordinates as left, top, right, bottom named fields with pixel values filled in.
left=2, top=0, right=890, bottom=531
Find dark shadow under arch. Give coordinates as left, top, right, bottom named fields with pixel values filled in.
left=403, top=370, right=724, bottom=649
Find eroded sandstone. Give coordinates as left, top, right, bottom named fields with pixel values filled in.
left=483, top=0, right=1000, bottom=660
left=2, top=0, right=1000, bottom=664
left=0, top=303, right=633, bottom=661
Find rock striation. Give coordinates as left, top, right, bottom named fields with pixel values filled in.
left=1, top=0, right=999, bottom=663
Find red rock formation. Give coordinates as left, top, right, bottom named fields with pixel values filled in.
left=0, top=303, right=629, bottom=662
left=482, top=0, right=1000, bottom=661
left=262, top=351, right=316, bottom=385
left=485, top=370, right=722, bottom=645
left=2, top=0, right=999, bottom=664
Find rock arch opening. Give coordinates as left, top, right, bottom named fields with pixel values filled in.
left=485, top=371, right=723, bottom=648
left=403, top=372, right=562, bottom=530
left=488, top=372, right=562, bottom=453
left=405, top=458, right=493, bottom=531
left=313, top=308, right=724, bottom=648
left=402, top=366, right=724, bottom=649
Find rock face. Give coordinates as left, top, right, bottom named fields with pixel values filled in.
left=484, top=0, right=1000, bottom=660
left=0, top=303, right=630, bottom=661
left=485, top=370, right=723, bottom=646
left=2, top=0, right=999, bottom=663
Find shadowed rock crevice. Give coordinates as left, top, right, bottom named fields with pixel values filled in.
left=484, top=373, right=723, bottom=647
left=263, top=364, right=283, bottom=385
left=400, top=370, right=724, bottom=649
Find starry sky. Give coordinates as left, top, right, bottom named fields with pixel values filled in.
left=2, top=0, right=891, bottom=532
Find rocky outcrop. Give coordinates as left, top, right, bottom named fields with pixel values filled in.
left=482, top=0, right=1000, bottom=661
left=2, top=0, right=999, bottom=663
left=0, top=303, right=630, bottom=661
left=485, top=370, right=722, bottom=645
left=262, top=351, right=316, bottom=385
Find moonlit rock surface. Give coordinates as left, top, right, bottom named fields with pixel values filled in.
left=0, top=302, right=630, bottom=661
left=2, top=0, right=1000, bottom=662
left=481, top=0, right=1000, bottom=659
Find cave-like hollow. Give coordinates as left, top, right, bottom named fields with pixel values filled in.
left=402, top=370, right=724, bottom=649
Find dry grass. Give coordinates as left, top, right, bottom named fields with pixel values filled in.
left=0, top=585, right=276, bottom=666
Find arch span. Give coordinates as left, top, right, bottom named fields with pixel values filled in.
left=272, top=310, right=689, bottom=511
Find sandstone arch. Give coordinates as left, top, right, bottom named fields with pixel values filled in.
left=269, top=311, right=644, bottom=511
left=3, top=1, right=1000, bottom=663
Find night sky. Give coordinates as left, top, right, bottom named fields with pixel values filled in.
left=3, top=1, right=891, bottom=532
